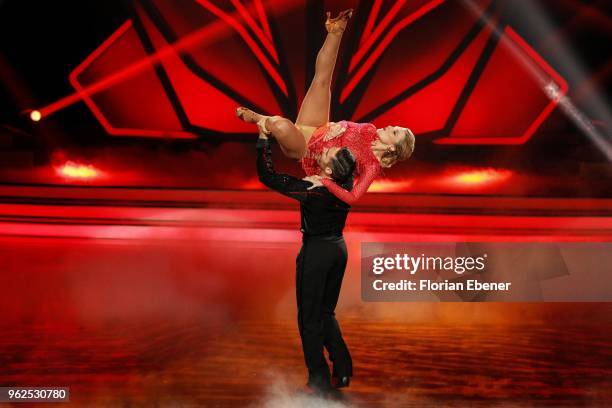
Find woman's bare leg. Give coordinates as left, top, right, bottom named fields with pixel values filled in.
left=235, top=10, right=352, bottom=159
left=236, top=107, right=305, bottom=159
left=265, top=116, right=306, bottom=159
left=296, top=10, right=352, bottom=134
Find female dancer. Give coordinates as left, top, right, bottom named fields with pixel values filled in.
left=237, top=9, right=415, bottom=205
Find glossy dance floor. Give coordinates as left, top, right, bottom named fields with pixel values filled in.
left=0, top=187, right=611, bottom=407
left=1, top=319, right=611, bottom=407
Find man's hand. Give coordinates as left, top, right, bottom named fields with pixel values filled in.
left=302, top=175, right=324, bottom=190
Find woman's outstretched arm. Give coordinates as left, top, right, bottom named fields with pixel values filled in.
left=321, top=164, right=379, bottom=205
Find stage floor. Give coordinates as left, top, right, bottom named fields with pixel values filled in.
left=1, top=233, right=611, bottom=407
left=2, top=319, right=611, bottom=407
left=0, top=186, right=611, bottom=406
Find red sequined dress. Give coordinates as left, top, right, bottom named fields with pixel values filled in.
left=301, top=120, right=381, bottom=204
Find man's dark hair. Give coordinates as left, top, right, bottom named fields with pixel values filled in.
left=329, top=147, right=356, bottom=183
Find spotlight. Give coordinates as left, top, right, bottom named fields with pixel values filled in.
left=449, top=168, right=512, bottom=187
left=369, top=178, right=415, bottom=192
left=30, top=110, right=42, bottom=122
left=434, top=168, right=513, bottom=191
left=55, top=161, right=100, bottom=180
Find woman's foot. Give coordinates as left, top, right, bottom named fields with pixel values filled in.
left=236, top=106, right=264, bottom=124
left=325, top=9, right=353, bottom=34
left=236, top=106, right=270, bottom=135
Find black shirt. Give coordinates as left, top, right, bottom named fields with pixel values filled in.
left=256, top=138, right=353, bottom=237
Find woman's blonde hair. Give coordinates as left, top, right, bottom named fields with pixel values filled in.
left=380, top=128, right=415, bottom=168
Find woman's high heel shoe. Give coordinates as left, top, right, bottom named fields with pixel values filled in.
left=325, top=9, right=353, bottom=34
left=236, top=106, right=271, bottom=135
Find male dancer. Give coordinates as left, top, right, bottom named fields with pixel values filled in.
left=255, top=132, right=355, bottom=395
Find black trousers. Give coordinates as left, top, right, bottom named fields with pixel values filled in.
left=296, top=234, right=352, bottom=386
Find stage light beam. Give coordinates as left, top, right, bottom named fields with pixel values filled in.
left=32, top=0, right=300, bottom=121
left=461, top=0, right=612, bottom=161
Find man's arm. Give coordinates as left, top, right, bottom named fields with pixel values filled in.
left=256, top=136, right=313, bottom=202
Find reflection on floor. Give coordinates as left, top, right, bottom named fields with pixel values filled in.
left=1, top=185, right=611, bottom=406
left=1, top=233, right=611, bottom=407
left=2, top=319, right=611, bottom=407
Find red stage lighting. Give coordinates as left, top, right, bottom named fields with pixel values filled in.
left=55, top=161, right=101, bottom=180
left=447, top=168, right=512, bottom=187
left=369, top=178, right=415, bottom=192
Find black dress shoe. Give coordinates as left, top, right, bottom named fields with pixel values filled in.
left=305, top=382, right=333, bottom=397
left=306, top=375, right=333, bottom=395
left=302, top=385, right=344, bottom=400
left=332, top=375, right=351, bottom=388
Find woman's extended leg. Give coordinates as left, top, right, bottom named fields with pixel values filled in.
left=235, top=10, right=352, bottom=159
left=296, top=10, right=352, bottom=137
left=236, top=108, right=305, bottom=159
